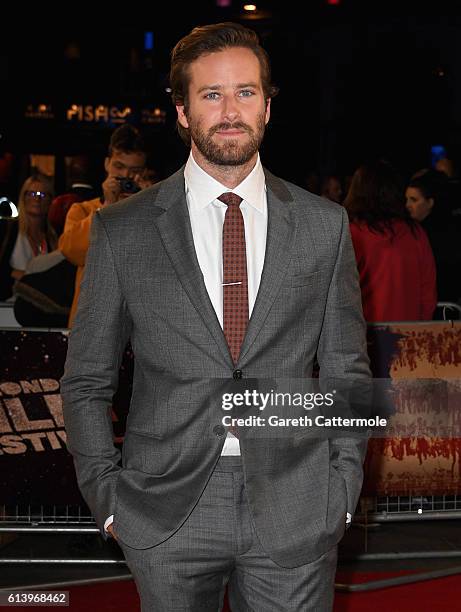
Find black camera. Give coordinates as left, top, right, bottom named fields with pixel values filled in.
left=117, top=177, right=141, bottom=194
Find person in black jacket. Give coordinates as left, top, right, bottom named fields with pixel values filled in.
left=406, top=169, right=461, bottom=304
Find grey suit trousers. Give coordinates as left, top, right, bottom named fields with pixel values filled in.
left=117, top=456, right=337, bottom=612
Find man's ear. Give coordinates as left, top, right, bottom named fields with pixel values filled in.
left=104, top=157, right=110, bottom=174
left=428, top=197, right=435, bottom=211
left=176, top=105, right=189, bottom=129
left=264, top=98, right=271, bottom=125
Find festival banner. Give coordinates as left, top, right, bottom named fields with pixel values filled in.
left=0, top=330, right=132, bottom=508
left=363, top=322, right=461, bottom=496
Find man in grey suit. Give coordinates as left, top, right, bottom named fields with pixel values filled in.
left=61, top=22, right=371, bottom=611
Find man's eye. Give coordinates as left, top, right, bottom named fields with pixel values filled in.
left=205, top=92, right=220, bottom=100
left=239, top=90, right=254, bottom=97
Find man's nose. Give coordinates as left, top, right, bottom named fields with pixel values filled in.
left=222, top=96, right=240, bottom=122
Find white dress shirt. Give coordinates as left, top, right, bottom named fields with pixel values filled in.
left=184, top=152, right=268, bottom=455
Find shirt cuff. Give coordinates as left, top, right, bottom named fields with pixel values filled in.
left=104, top=515, right=114, bottom=532
left=346, top=512, right=352, bottom=524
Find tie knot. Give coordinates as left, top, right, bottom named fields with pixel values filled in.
left=218, top=192, right=243, bottom=208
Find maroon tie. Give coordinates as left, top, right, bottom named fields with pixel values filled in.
left=220, top=192, right=249, bottom=365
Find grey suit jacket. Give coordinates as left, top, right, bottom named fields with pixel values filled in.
left=60, top=166, right=371, bottom=568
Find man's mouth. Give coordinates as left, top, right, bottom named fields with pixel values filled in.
left=213, top=123, right=249, bottom=137
left=216, top=128, right=245, bottom=135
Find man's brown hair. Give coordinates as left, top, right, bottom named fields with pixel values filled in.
left=170, top=22, right=279, bottom=145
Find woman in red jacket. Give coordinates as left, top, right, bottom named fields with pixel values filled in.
left=343, top=161, right=437, bottom=322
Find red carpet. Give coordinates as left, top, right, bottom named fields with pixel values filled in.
left=29, top=571, right=461, bottom=611
left=333, top=570, right=460, bottom=612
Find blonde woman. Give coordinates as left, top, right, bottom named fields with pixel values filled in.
left=0, top=173, right=57, bottom=300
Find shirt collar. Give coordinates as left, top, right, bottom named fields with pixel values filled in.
left=184, top=152, right=266, bottom=213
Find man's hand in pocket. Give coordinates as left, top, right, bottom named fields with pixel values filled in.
left=106, top=523, right=118, bottom=541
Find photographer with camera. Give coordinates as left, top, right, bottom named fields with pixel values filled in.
left=59, top=124, right=154, bottom=327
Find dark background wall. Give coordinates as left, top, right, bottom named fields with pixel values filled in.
left=1, top=1, right=461, bottom=193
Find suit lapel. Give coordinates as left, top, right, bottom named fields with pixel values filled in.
left=152, top=170, right=233, bottom=367
left=238, top=171, right=296, bottom=364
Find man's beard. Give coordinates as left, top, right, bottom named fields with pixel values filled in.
left=187, top=113, right=266, bottom=166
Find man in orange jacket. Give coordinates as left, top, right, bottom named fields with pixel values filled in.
left=59, top=125, right=154, bottom=327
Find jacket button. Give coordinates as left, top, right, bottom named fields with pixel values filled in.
left=213, top=425, right=226, bottom=437
left=233, top=369, right=243, bottom=380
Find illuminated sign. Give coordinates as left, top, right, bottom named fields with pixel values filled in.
left=66, top=104, right=133, bottom=124
left=25, top=104, right=55, bottom=120
left=23, top=103, right=167, bottom=126
left=141, top=107, right=166, bottom=125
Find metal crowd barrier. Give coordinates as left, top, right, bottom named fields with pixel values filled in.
left=359, top=493, right=461, bottom=522
left=0, top=504, right=125, bottom=567
left=336, top=492, right=461, bottom=592
left=0, top=504, right=96, bottom=533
